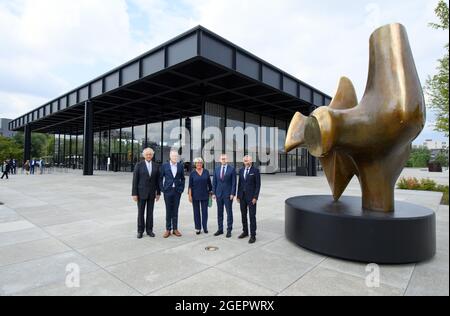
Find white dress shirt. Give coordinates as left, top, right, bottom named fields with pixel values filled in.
left=170, top=161, right=178, bottom=187
left=145, top=160, right=152, bottom=176
left=244, top=167, right=250, bottom=180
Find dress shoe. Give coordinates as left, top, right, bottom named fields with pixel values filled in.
left=147, top=231, right=155, bottom=238
left=173, top=230, right=182, bottom=237
left=238, top=233, right=249, bottom=239
left=214, top=231, right=224, bottom=237
left=249, top=237, right=256, bottom=244
left=137, top=233, right=143, bottom=239
left=226, top=232, right=232, bottom=238
left=163, top=231, right=171, bottom=238
left=204, top=230, right=209, bottom=234
left=196, top=230, right=201, bottom=235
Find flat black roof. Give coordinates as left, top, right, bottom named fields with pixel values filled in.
left=9, top=25, right=331, bottom=134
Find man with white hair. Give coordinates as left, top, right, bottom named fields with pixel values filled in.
left=237, top=155, right=261, bottom=244
left=132, top=148, right=161, bottom=239
left=160, top=149, right=186, bottom=238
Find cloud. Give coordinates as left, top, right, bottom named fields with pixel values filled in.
left=183, top=0, right=448, bottom=143
left=0, top=90, right=48, bottom=119
left=0, top=0, right=448, bottom=143
left=0, top=0, right=138, bottom=115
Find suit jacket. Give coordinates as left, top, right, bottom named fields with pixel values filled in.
left=213, top=165, right=237, bottom=199
left=237, top=166, right=261, bottom=202
left=160, top=162, right=185, bottom=194
left=132, top=160, right=161, bottom=200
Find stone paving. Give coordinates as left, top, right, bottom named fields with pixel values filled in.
left=0, top=168, right=448, bottom=296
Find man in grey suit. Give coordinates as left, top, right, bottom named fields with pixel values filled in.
left=132, top=148, right=161, bottom=239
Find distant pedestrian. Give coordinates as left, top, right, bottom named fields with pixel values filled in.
left=30, top=159, right=35, bottom=175
left=1, top=160, right=11, bottom=180
left=24, top=160, right=30, bottom=175
left=11, top=159, right=17, bottom=175
left=39, top=158, right=45, bottom=175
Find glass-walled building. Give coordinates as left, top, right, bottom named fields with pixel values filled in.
left=52, top=101, right=310, bottom=174
left=10, top=26, right=331, bottom=176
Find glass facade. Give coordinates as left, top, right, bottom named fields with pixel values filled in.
left=147, top=122, right=162, bottom=163
left=225, top=108, right=245, bottom=170
left=162, top=119, right=181, bottom=164
left=191, top=116, right=202, bottom=166
left=121, top=127, right=133, bottom=172
left=50, top=102, right=311, bottom=175
left=245, top=112, right=260, bottom=168
left=110, top=129, right=121, bottom=172
left=133, top=124, right=146, bottom=167
left=276, top=120, right=287, bottom=173
left=204, top=102, right=225, bottom=172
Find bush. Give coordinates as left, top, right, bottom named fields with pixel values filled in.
left=438, top=185, right=449, bottom=205
left=397, top=177, right=449, bottom=205
left=397, top=177, right=420, bottom=190
left=420, top=178, right=438, bottom=191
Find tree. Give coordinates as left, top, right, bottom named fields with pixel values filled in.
left=425, top=0, right=449, bottom=136
left=0, top=136, right=23, bottom=163
left=407, top=147, right=432, bottom=168
left=435, top=150, right=449, bottom=167
left=12, top=132, right=55, bottom=159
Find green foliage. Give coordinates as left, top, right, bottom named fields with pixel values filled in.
left=440, top=185, right=449, bottom=205
left=420, top=178, right=439, bottom=191
left=13, top=132, right=55, bottom=159
left=434, top=150, right=449, bottom=167
left=426, top=0, right=449, bottom=136
left=406, top=147, right=431, bottom=168
left=397, top=177, right=421, bottom=190
left=429, top=0, right=449, bottom=30
left=0, top=136, right=23, bottom=162
left=397, top=177, right=449, bottom=205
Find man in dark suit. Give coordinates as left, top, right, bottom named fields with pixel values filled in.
left=213, top=154, right=237, bottom=238
left=160, top=150, right=185, bottom=238
left=237, top=155, right=261, bottom=244
left=132, top=148, right=161, bottom=239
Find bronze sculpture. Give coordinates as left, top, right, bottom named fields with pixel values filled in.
left=285, top=23, right=426, bottom=212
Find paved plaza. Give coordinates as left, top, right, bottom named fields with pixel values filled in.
left=0, top=168, right=448, bottom=296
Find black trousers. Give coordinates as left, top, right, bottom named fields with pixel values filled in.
left=1, top=171, right=8, bottom=179
left=240, top=194, right=257, bottom=237
left=137, top=198, right=155, bottom=234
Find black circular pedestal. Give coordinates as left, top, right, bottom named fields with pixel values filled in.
left=285, top=195, right=436, bottom=264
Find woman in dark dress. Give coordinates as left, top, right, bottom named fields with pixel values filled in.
left=188, top=157, right=213, bottom=235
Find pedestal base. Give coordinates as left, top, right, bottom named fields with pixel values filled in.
left=285, top=195, right=436, bottom=264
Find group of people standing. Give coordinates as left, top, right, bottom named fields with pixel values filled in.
left=0, top=159, right=45, bottom=179
left=132, top=148, right=261, bottom=244
left=23, top=159, right=45, bottom=175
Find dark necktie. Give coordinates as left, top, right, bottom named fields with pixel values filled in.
left=221, top=166, right=225, bottom=180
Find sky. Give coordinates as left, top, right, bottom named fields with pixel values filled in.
left=0, top=0, right=448, bottom=145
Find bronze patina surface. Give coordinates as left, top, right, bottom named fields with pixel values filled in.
left=286, top=23, right=426, bottom=212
